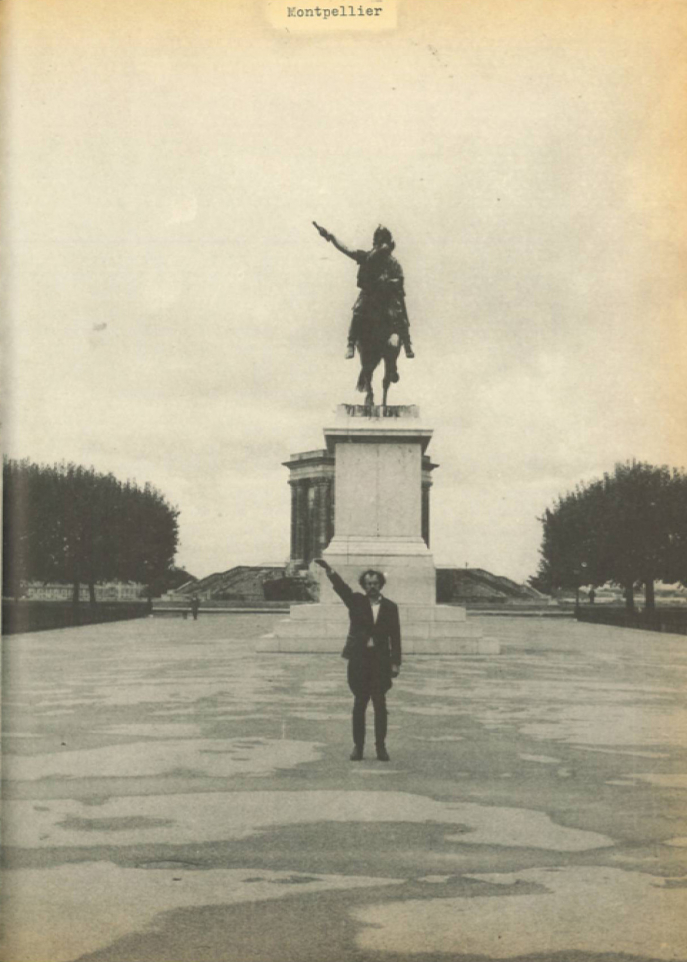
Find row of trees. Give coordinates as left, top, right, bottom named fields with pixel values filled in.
left=531, top=461, right=687, bottom=610
left=3, top=458, right=180, bottom=604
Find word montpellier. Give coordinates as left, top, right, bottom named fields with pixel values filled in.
left=287, top=5, right=384, bottom=18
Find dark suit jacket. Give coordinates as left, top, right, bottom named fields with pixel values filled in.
left=329, top=572, right=402, bottom=669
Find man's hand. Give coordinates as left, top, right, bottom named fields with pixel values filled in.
left=391, top=664, right=400, bottom=678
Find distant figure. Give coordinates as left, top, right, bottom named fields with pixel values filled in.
left=313, top=222, right=413, bottom=407
left=589, top=587, right=596, bottom=605
left=315, top=559, right=401, bottom=762
left=190, top=595, right=201, bottom=620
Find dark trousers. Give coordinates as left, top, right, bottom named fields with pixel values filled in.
left=352, top=691, right=388, bottom=748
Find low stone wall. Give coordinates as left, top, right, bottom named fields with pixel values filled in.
left=153, top=603, right=291, bottom=617
left=575, top=606, right=687, bottom=636
left=2, top=601, right=150, bottom=635
left=155, top=599, right=298, bottom=610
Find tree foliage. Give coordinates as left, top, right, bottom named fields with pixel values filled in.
left=3, top=458, right=179, bottom=602
left=532, top=461, right=687, bottom=609
left=157, top=566, right=197, bottom=593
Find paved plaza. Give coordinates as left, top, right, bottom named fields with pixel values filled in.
left=2, top=612, right=687, bottom=961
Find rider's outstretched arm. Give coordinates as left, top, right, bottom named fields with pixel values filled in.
left=328, top=233, right=359, bottom=261
left=313, top=223, right=359, bottom=261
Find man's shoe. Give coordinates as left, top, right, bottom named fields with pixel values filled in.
left=405, top=348, right=415, bottom=358
left=350, top=746, right=364, bottom=761
left=345, top=345, right=355, bottom=359
left=376, top=744, right=390, bottom=762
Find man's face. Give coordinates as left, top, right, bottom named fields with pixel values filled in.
left=363, top=574, right=382, bottom=599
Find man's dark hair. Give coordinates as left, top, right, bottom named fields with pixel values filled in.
left=359, top=569, right=386, bottom=588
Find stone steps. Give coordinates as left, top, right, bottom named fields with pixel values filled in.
left=257, top=632, right=499, bottom=655
left=258, top=600, right=499, bottom=653
left=286, top=603, right=467, bottom=623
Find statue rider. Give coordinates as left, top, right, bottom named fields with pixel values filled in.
left=314, top=223, right=415, bottom=361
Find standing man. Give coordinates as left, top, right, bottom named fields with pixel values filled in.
left=315, top=559, right=401, bottom=762
left=190, top=594, right=201, bottom=621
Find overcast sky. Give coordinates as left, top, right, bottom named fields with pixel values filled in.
left=3, top=0, right=686, bottom=581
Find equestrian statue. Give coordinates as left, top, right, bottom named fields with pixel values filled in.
left=313, top=222, right=414, bottom=407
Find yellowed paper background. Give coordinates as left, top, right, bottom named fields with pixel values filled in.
left=2, top=0, right=687, bottom=958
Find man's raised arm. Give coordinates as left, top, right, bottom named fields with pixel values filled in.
left=314, top=559, right=355, bottom=607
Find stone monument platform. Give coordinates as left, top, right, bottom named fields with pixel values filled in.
left=258, top=405, right=498, bottom=655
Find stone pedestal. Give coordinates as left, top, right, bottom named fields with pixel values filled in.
left=319, top=404, right=435, bottom=607
left=259, top=405, right=498, bottom=655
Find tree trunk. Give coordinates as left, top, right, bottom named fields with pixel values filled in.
left=644, top=579, right=655, bottom=611
left=624, top=583, right=635, bottom=611
left=72, top=578, right=80, bottom=605
left=88, top=582, right=97, bottom=606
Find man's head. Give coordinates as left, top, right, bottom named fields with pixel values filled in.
left=359, top=568, right=386, bottom=600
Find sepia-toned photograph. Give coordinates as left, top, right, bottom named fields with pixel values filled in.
left=2, top=0, right=687, bottom=959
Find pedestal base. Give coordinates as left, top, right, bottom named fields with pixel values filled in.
left=319, top=537, right=436, bottom=606
left=257, top=602, right=500, bottom=655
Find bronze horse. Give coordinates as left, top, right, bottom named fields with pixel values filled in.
left=314, top=222, right=413, bottom=407
left=354, top=299, right=404, bottom=408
